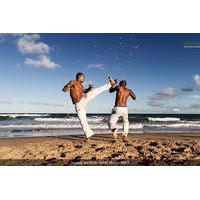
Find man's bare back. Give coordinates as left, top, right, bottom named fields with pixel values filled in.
left=109, top=80, right=136, bottom=106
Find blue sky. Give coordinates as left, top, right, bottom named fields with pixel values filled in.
left=0, top=33, right=200, bottom=113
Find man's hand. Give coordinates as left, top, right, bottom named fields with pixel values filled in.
left=88, top=84, right=94, bottom=90
left=62, top=80, right=74, bottom=92
left=109, top=84, right=118, bottom=93
left=129, top=90, right=136, bottom=100
left=84, top=84, right=94, bottom=93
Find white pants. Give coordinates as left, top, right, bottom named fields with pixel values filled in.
left=75, top=83, right=111, bottom=138
left=109, top=107, right=129, bottom=135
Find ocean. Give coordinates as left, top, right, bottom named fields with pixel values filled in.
left=0, top=113, right=200, bottom=138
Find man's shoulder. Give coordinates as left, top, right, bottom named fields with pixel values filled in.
left=67, top=80, right=76, bottom=87
left=126, top=88, right=132, bottom=92
left=69, top=80, right=76, bottom=84
left=114, top=85, right=120, bottom=91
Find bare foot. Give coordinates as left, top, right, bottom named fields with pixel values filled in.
left=122, top=133, right=129, bottom=142
left=108, top=75, right=117, bottom=87
left=112, top=128, right=118, bottom=139
left=122, top=136, right=128, bottom=142
left=123, top=133, right=128, bottom=137
left=85, top=137, right=93, bottom=143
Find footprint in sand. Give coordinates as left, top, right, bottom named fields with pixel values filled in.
left=46, top=157, right=57, bottom=162
left=75, top=145, right=82, bottom=149
left=71, top=156, right=82, bottom=162
left=135, top=146, right=143, bottom=151
left=95, top=147, right=105, bottom=152
left=171, top=147, right=186, bottom=153
left=111, top=151, right=123, bottom=158
left=107, top=152, right=121, bottom=160
left=58, top=144, right=65, bottom=148
left=60, top=152, right=66, bottom=158
left=91, top=156, right=96, bottom=161
left=125, top=143, right=132, bottom=147
left=149, top=142, right=159, bottom=147
left=90, top=144, right=97, bottom=148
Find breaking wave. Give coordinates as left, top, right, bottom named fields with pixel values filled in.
left=148, top=117, right=180, bottom=122
left=33, top=117, right=104, bottom=122
left=0, top=123, right=144, bottom=131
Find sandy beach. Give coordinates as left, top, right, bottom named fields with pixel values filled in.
left=0, top=132, right=200, bottom=166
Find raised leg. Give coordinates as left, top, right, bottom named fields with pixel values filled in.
left=84, top=82, right=111, bottom=103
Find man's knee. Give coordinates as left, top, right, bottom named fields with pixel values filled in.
left=124, top=120, right=129, bottom=126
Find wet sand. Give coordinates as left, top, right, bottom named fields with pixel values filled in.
left=0, top=132, right=200, bottom=165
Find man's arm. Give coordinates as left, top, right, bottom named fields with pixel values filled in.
left=84, top=85, right=93, bottom=93
left=62, top=81, right=74, bottom=92
left=84, top=84, right=93, bottom=93
left=129, top=89, right=136, bottom=100
left=109, top=86, right=118, bottom=93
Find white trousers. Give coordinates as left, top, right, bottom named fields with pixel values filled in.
left=109, top=107, right=129, bottom=135
left=75, top=82, right=111, bottom=138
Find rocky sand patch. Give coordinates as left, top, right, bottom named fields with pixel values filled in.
left=0, top=133, right=200, bottom=165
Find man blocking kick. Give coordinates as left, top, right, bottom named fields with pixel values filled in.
left=109, top=80, right=136, bottom=139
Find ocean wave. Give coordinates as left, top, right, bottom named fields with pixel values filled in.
left=34, top=117, right=104, bottom=122
left=34, top=117, right=73, bottom=122
left=0, top=124, right=79, bottom=129
left=145, top=122, right=200, bottom=128
left=148, top=117, right=180, bottom=122
left=0, top=123, right=144, bottom=130
left=129, top=123, right=144, bottom=129
left=0, top=114, right=49, bottom=119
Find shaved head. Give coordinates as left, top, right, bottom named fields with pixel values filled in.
left=119, top=80, right=127, bottom=87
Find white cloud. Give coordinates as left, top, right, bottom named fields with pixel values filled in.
left=17, top=34, right=50, bottom=54
left=0, top=100, right=13, bottom=105
left=191, top=94, right=200, bottom=99
left=0, top=33, right=60, bottom=70
left=24, top=55, right=59, bottom=69
left=0, top=100, right=66, bottom=107
left=181, top=86, right=193, bottom=92
left=148, top=87, right=179, bottom=111
left=147, top=101, right=164, bottom=108
left=172, top=108, right=180, bottom=112
left=193, top=74, right=200, bottom=88
left=149, top=87, right=178, bottom=103
left=158, top=87, right=177, bottom=97
left=188, top=94, right=200, bottom=100
left=189, top=104, right=200, bottom=109
left=28, top=102, right=65, bottom=107
left=0, top=34, right=6, bottom=43
left=87, top=63, right=104, bottom=69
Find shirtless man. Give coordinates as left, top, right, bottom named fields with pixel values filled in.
left=109, top=80, right=136, bottom=139
left=62, top=72, right=116, bottom=139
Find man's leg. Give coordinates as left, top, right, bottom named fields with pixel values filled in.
left=109, top=108, right=120, bottom=139
left=122, top=108, right=129, bottom=137
left=84, top=82, right=111, bottom=103
left=75, top=104, right=94, bottom=138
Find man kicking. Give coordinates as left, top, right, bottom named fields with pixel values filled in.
left=62, top=72, right=116, bottom=139
left=109, top=80, right=136, bottom=139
